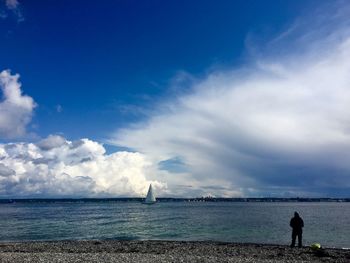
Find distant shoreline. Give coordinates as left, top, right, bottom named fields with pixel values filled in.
left=0, top=197, right=349, bottom=203
left=0, top=240, right=348, bottom=263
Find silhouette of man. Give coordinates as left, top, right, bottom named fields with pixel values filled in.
left=290, top=211, right=304, bottom=248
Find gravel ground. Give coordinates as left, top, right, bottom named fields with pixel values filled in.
left=0, top=240, right=349, bottom=263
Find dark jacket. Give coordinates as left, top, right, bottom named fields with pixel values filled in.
left=290, top=212, right=304, bottom=232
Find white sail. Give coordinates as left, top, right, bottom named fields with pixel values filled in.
left=144, top=184, right=156, bottom=204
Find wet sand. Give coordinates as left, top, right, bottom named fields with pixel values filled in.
left=0, top=240, right=349, bottom=262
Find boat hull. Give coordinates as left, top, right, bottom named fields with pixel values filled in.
left=142, top=201, right=156, bottom=205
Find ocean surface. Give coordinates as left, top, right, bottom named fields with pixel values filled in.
left=0, top=201, right=349, bottom=248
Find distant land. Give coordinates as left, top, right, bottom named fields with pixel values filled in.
left=0, top=197, right=349, bottom=203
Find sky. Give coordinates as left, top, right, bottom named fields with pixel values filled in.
left=0, top=0, right=350, bottom=198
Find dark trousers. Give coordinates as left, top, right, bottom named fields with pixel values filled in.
left=291, top=230, right=302, bottom=248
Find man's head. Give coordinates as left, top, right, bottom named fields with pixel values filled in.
left=294, top=211, right=300, bottom=218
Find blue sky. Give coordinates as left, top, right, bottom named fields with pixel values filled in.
left=1, top=0, right=312, bottom=140
left=1, top=0, right=350, bottom=198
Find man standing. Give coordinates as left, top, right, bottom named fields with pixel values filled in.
left=290, top=212, right=304, bottom=248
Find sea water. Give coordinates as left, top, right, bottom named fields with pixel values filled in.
left=0, top=202, right=349, bottom=248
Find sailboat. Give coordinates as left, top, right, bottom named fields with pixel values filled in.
left=143, top=184, right=156, bottom=204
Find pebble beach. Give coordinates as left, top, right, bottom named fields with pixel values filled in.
left=0, top=240, right=349, bottom=263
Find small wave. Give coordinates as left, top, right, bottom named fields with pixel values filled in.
left=152, top=216, right=187, bottom=223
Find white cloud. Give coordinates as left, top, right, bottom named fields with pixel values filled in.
left=111, top=5, right=350, bottom=197
left=2, top=0, right=23, bottom=22
left=0, top=135, right=166, bottom=198
left=0, top=163, right=15, bottom=177
left=37, top=134, right=67, bottom=150
left=56, top=104, right=62, bottom=113
left=5, top=0, right=19, bottom=9
left=0, top=70, right=36, bottom=139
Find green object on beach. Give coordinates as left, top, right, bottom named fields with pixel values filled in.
left=311, top=243, right=321, bottom=250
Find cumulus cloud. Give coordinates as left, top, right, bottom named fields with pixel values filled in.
left=111, top=3, right=350, bottom=197
left=37, top=134, right=67, bottom=151
left=0, top=163, right=15, bottom=177
left=0, top=135, right=165, bottom=198
left=0, top=70, right=36, bottom=139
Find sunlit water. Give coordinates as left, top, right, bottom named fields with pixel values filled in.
left=0, top=202, right=349, bottom=248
